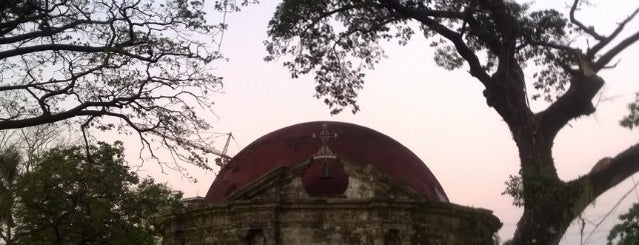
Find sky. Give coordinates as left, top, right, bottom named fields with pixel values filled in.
left=133, top=1, right=639, bottom=244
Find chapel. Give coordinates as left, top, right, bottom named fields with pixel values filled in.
left=158, top=121, right=501, bottom=244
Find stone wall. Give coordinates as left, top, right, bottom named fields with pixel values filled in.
left=157, top=199, right=501, bottom=245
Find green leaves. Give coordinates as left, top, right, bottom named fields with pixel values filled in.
left=266, top=0, right=405, bottom=114
left=608, top=202, right=639, bottom=245
left=502, top=174, right=524, bottom=207
left=0, top=147, right=20, bottom=242
left=3, top=142, right=181, bottom=244
left=265, top=0, right=592, bottom=110
left=621, top=93, right=639, bottom=129
left=434, top=46, right=464, bottom=70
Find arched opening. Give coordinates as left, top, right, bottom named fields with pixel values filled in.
left=244, top=229, right=266, bottom=245
left=385, top=229, right=401, bottom=245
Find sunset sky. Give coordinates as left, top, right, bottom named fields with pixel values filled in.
left=133, top=1, right=639, bottom=243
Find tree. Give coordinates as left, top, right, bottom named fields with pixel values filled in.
left=608, top=202, right=639, bottom=245
left=0, top=124, right=62, bottom=245
left=0, top=147, right=21, bottom=245
left=264, top=0, right=639, bottom=244
left=1, top=141, right=181, bottom=244
left=0, top=0, right=243, bottom=168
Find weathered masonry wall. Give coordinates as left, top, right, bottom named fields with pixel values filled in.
left=157, top=199, right=501, bottom=245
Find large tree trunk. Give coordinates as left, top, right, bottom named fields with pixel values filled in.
left=391, top=1, right=638, bottom=241
left=509, top=127, right=571, bottom=245
left=510, top=170, right=590, bottom=244
left=503, top=71, right=639, bottom=244
left=512, top=202, right=571, bottom=245
left=509, top=165, right=605, bottom=245
left=492, top=68, right=603, bottom=245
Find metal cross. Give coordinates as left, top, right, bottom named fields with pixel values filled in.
left=312, top=123, right=338, bottom=160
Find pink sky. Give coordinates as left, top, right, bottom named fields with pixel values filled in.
left=132, top=1, right=639, bottom=243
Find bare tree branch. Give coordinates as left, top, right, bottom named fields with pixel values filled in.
left=0, top=0, right=234, bottom=168
left=573, top=143, right=639, bottom=203
left=570, top=0, right=605, bottom=40
left=380, top=0, right=492, bottom=85
left=587, top=4, right=639, bottom=58
left=537, top=72, right=604, bottom=141
left=595, top=29, right=639, bottom=71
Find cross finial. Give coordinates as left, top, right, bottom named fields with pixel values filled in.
left=312, top=123, right=337, bottom=159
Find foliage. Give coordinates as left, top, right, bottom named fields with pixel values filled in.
left=265, top=0, right=639, bottom=244
left=0, top=0, right=247, bottom=168
left=608, top=202, right=639, bottom=245
left=0, top=141, right=182, bottom=244
left=621, top=93, right=639, bottom=129
left=0, top=125, right=64, bottom=244
left=265, top=0, right=581, bottom=114
left=503, top=174, right=524, bottom=207
left=0, top=147, right=20, bottom=244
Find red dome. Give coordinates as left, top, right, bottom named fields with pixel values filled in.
left=204, top=121, right=448, bottom=203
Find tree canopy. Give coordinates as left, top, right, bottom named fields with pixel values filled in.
left=0, top=141, right=181, bottom=244
left=265, top=0, right=639, bottom=244
left=0, top=0, right=243, bottom=168
left=608, top=202, right=639, bottom=245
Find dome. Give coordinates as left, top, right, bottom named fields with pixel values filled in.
left=204, top=121, right=448, bottom=203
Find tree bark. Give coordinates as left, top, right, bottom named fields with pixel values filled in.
left=512, top=201, right=571, bottom=245
left=510, top=127, right=569, bottom=245
left=495, top=68, right=596, bottom=245
left=503, top=71, right=639, bottom=245
left=509, top=143, right=639, bottom=245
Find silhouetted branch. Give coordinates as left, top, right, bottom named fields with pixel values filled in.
left=381, top=0, right=492, bottom=85
left=570, top=0, right=605, bottom=40
left=0, top=0, right=232, bottom=168
left=574, top=143, right=639, bottom=203
left=587, top=4, right=639, bottom=58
